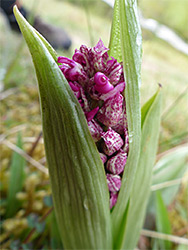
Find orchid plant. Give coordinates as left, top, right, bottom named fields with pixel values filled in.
left=13, top=0, right=162, bottom=249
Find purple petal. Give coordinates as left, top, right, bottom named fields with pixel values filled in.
left=106, top=173, right=121, bottom=192
left=93, top=39, right=109, bottom=55
left=79, top=87, right=90, bottom=112
left=72, top=50, right=86, bottom=66
left=101, top=128, right=124, bottom=156
left=85, top=107, right=99, bottom=122
left=94, top=72, right=109, bottom=86
left=94, top=72, right=114, bottom=94
left=97, top=93, right=123, bottom=127
left=106, top=149, right=127, bottom=175
left=58, top=56, right=88, bottom=83
left=105, top=57, right=123, bottom=85
left=91, top=39, right=109, bottom=72
left=100, top=82, right=125, bottom=101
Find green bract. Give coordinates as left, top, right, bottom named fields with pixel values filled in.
left=14, top=0, right=162, bottom=248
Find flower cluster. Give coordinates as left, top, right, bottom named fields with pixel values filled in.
left=58, top=40, right=129, bottom=209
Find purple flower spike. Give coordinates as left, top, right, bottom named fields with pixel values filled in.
left=101, top=128, right=124, bottom=156
left=94, top=72, right=114, bottom=94
left=106, top=174, right=121, bottom=192
left=58, top=40, right=129, bottom=209
left=97, top=93, right=123, bottom=127
left=106, top=149, right=127, bottom=175
left=110, top=192, right=118, bottom=209
left=99, top=153, right=107, bottom=164
left=87, top=120, right=103, bottom=142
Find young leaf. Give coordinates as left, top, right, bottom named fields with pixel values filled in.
left=119, top=88, right=162, bottom=249
left=6, top=132, right=25, bottom=218
left=110, top=0, right=142, bottom=245
left=13, top=6, right=112, bottom=249
left=156, top=191, right=172, bottom=250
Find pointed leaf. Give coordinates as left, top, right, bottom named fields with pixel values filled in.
left=111, top=0, right=142, bottom=246
left=14, top=6, right=112, bottom=249
left=120, top=88, right=162, bottom=249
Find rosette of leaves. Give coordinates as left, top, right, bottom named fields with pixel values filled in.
left=13, top=0, right=162, bottom=249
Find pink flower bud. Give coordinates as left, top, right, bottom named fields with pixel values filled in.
left=58, top=40, right=129, bottom=209
left=106, top=149, right=127, bottom=175
left=110, top=192, right=118, bottom=209
left=106, top=174, right=121, bottom=192
left=97, top=93, right=123, bottom=127
left=87, top=120, right=103, bottom=142
left=101, top=128, right=124, bottom=156
left=112, top=102, right=127, bottom=134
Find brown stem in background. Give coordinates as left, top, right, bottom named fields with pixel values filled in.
left=27, top=131, right=43, bottom=157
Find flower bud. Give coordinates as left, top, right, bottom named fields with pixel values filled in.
left=106, top=174, right=121, bottom=192
left=101, top=128, right=124, bottom=156
left=110, top=192, right=118, bottom=209
left=106, top=149, right=127, bottom=175
left=97, top=93, right=123, bottom=127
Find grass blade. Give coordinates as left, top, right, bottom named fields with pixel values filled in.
left=14, top=6, right=112, bottom=249
left=6, top=133, right=25, bottom=217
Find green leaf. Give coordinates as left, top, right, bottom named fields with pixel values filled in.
left=120, top=88, right=162, bottom=249
left=148, top=144, right=188, bottom=214
left=110, top=0, right=142, bottom=246
left=156, top=191, right=172, bottom=250
left=13, top=6, right=112, bottom=249
left=6, top=132, right=25, bottom=218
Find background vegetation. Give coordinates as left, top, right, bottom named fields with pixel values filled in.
left=0, top=0, right=187, bottom=249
